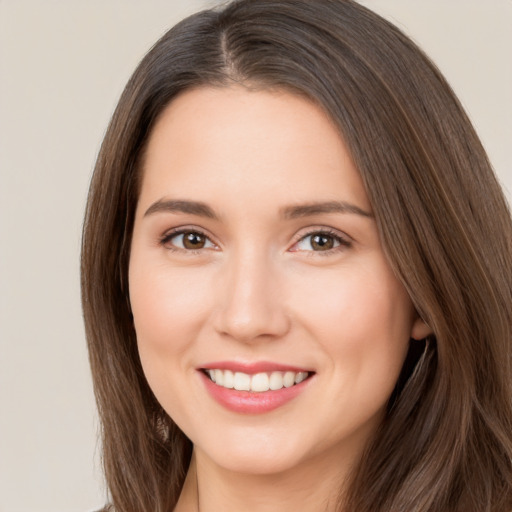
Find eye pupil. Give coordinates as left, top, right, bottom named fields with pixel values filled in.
left=311, top=234, right=334, bottom=251
left=183, top=232, right=205, bottom=249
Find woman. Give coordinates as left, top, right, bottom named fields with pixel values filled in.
left=81, top=0, right=512, bottom=511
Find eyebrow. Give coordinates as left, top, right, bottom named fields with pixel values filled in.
left=143, top=198, right=373, bottom=220
left=144, top=199, right=218, bottom=219
left=281, top=201, right=373, bottom=219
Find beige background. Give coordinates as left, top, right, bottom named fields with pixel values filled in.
left=0, top=1, right=510, bottom=511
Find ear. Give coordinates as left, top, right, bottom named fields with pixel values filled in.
left=410, top=315, right=433, bottom=341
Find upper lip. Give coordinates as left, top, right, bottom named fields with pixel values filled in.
left=199, top=361, right=313, bottom=374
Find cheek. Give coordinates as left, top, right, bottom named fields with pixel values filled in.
left=128, top=258, right=216, bottom=427
left=128, top=251, right=214, bottom=402
left=288, top=258, right=414, bottom=373
left=130, top=260, right=209, bottom=345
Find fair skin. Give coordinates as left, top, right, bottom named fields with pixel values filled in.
left=128, top=86, right=431, bottom=512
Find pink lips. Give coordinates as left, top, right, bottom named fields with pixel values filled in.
left=199, top=361, right=313, bottom=414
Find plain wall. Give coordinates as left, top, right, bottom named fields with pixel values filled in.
left=0, top=1, right=510, bottom=511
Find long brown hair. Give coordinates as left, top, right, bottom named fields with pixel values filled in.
left=81, top=1, right=512, bottom=510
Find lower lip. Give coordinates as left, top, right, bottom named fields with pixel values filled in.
left=199, top=371, right=312, bottom=414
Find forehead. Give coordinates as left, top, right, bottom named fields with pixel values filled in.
left=138, top=86, right=370, bottom=214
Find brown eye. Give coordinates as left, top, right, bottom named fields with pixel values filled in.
left=310, top=233, right=335, bottom=251
left=182, top=232, right=206, bottom=249
left=292, top=230, right=350, bottom=253
left=162, top=230, right=215, bottom=251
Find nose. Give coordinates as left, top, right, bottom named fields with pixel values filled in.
left=212, top=249, right=290, bottom=343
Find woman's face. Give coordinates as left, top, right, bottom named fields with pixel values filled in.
left=129, top=86, right=429, bottom=476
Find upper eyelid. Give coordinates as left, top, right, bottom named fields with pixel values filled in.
left=291, top=226, right=353, bottom=244
left=158, top=225, right=353, bottom=248
left=159, top=226, right=218, bottom=246
left=290, top=231, right=351, bottom=254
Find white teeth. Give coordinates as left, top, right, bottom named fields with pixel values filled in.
left=223, top=370, right=234, bottom=389
left=269, top=372, right=283, bottom=390
left=251, top=372, right=270, bottom=392
left=214, top=369, right=224, bottom=386
left=234, top=372, right=251, bottom=391
left=295, top=371, right=308, bottom=384
left=206, top=369, right=310, bottom=392
left=283, top=371, right=295, bottom=388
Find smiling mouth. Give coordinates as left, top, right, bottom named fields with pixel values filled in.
left=202, top=369, right=311, bottom=393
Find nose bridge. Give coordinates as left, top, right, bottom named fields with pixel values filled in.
left=214, top=244, right=289, bottom=342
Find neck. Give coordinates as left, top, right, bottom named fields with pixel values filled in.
left=175, top=447, right=351, bottom=512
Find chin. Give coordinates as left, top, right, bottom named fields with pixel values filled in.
left=192, top=425, right=311, bottom=476
left=206, top=448, right=305, bottom=476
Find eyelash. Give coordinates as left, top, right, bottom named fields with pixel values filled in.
left=159, top=227, right=352, bottom=255
left=290, top=228, right=352, bottom=255
left=160, top=228, right=216, bottom=254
